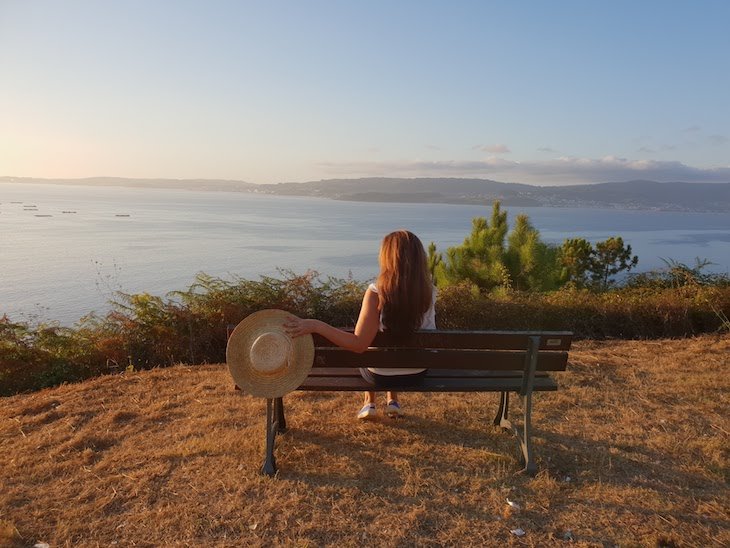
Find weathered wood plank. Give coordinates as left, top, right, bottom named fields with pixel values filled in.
left=307, top=367, right=553, bottom=379
left=313, top=348, right=569, bottom=371
left=313, top=330, right=573, bottom=351
left=298, top=376, right=558, bottom=392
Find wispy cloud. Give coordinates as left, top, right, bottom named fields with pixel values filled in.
left=684, top=125, right=702, bottom=133
left=479, top=144, right=511, bottom=154
left=537, top=147, right=557, bottom=153
left=708, top=134, right=729, bottom=146
left=317, top=156, right=730, bottom=184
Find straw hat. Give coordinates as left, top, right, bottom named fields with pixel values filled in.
left=226, top=309, right=314, bottom=398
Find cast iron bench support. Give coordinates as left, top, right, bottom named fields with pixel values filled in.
left=252, top=330, right=571, bottom=478
left=493, top=335, right=539, bottom=475
left=262, top=397, right=287, bottom=476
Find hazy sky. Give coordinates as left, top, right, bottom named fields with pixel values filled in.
left=1, top=1, right=729, bottom=185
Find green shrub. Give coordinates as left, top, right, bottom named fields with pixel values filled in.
left=0, top=319, right=106, bottom=395
left=1, top=271, right=729, bottom=395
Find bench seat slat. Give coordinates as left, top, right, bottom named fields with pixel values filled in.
left=314, top=349, right=568, bottom=371
left=313, top=330, right=573, bottom=351
left=298, top=375, right=558, bottom=392
left=307, top=367, right=554, bottom=379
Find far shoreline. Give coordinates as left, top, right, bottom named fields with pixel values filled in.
left=2, top=176, right=728, bottom=213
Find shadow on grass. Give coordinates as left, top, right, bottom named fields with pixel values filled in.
left=537, top=428, right=723, bottom=493
left=273, top=415, right=524, bottom=488
left=272, top=426, right=399, bottom=486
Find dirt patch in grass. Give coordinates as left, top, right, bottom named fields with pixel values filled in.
left=1, top=335, right=728, bottom=546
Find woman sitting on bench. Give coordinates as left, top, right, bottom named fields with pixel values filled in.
left=285, top=229, right=437, bottom=419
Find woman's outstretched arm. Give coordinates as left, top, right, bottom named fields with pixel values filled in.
left=284, top=288, right=380, bottom=353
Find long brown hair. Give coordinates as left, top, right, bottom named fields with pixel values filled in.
left=376, top=230, right=433, bottom=335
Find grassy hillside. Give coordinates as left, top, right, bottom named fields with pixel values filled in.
left=1, top=336, right=728, bottom=546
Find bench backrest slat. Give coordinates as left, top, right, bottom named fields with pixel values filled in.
left=314, top=348, right=568, bottom=372
left=312, top=330, right=572, bottom=351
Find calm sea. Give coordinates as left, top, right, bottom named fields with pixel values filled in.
left=2, top=183, right=729, bottom=325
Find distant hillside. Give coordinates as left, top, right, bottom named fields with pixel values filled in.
left=256, top=177, right=730, bottom=212
left=254, top=177, right=542, bottom=206
left=529, top=180, right=730, bottom=212
left=3, top=176, right=729, bottom=212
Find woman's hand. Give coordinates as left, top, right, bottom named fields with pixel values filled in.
left=283, top=316, right=319, bottom=338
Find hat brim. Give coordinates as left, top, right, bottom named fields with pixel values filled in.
left=226, top=309, right=314, bottom=398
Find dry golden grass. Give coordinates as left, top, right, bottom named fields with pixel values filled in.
left=1, top=335, right=728, bottom=547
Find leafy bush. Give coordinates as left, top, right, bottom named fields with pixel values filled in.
left=435, top=284, right=730, bottom=338
left=1, top=271, right=729, bottom=395
left=0, top=319, right=106, bottom=395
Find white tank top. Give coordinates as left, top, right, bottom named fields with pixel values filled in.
left=366, top=283, right=437, bottom=376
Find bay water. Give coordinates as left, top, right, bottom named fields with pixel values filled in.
left=1, top=182, right=728, bottom=325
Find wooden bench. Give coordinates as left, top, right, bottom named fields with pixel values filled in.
left=258, top=330, right=572, bottom=477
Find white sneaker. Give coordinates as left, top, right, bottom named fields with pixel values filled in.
left=357, top=403, right=377, bottom=420
left=385, top=400, right=403, bottom=418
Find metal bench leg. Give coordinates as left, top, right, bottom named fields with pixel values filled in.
left=494, top=391, right=510, bottom=428
left=261, top=398, right=278, bottom=477
left=494, top=336, right=540, bottom=476
left=274, top=397, right=287, bottom=433
left=519, top=392, right=537, bottom=476
left=496, top=392, right=537, bottom=476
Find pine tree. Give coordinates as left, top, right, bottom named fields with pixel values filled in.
left=439, top=201, right=510, bottom=290
left=505, top=214, right=540, bottom=290
left=433, top=202, right=638, bottom=293
left=427, top=241, right=442, bottom=284
left=502, top=213, right=563, bottom=291
left=558, top=237, right=594, bottom=288
left=589, top=236, right=639, bottom=290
